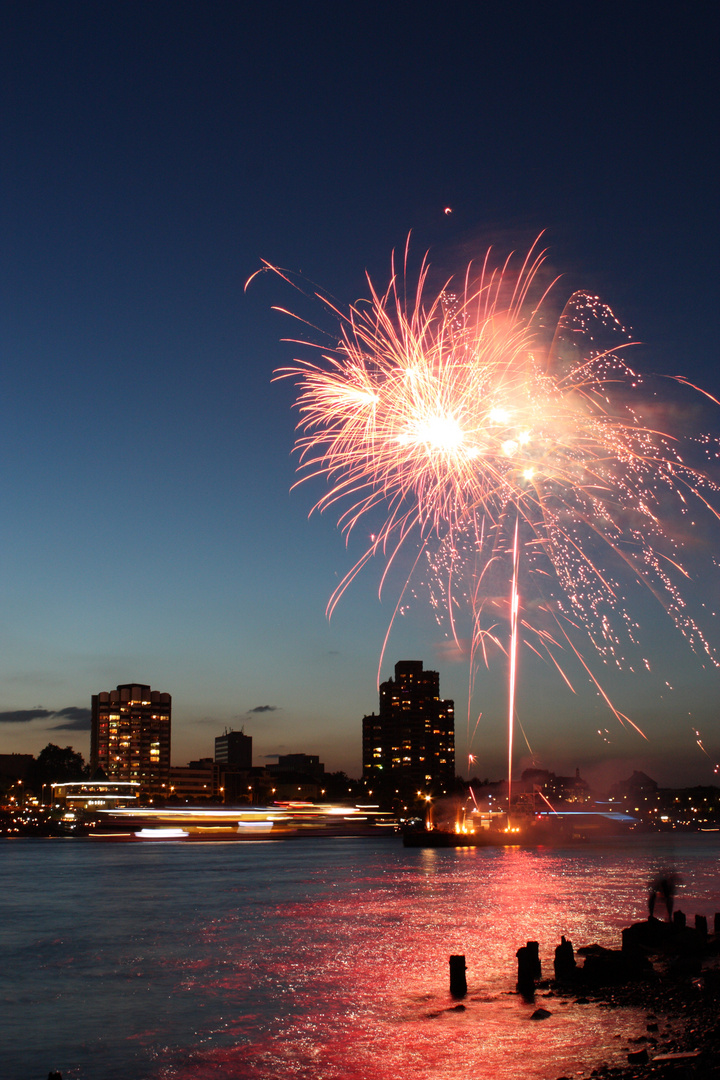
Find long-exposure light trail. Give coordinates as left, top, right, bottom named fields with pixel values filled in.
left=254, top=238, right=720, bottom=795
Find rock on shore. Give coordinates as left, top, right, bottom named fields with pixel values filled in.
left=550, top=913, right=720, bottom=1080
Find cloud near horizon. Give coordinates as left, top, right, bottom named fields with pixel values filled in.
left=247, top=705, right=279, bottom=714
left=51, top=706, right=92, bottom=731
left=0, top=705, right=92, bottom=730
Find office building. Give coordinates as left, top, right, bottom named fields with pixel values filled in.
left=273, top=753, right=324, bottom=778
left=362, top=660, right=455, bottom=796
left=267, top=753, right=325, bottom=801
left=91, top=683, right=171, bottom=798
left=214, top=729, right=252, bottom=769
left=170, top=759, right=220, bottom=801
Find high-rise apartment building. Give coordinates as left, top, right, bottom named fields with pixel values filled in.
left=91, top=683, right=171, bottom=797
left=362, top=660, right=455, bottom=796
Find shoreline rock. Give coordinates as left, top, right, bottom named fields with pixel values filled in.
left=548, top=914, right=720, bottom=1079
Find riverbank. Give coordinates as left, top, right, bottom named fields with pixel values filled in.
left=545, top=918, right=720, bottom=1079
left=566, top=980, right=720, bottom=1079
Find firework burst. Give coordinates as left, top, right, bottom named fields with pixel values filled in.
left=257, top=238, right=720, bottom=781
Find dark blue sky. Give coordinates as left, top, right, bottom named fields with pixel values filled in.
left=1, top=1, right=719, bottom=784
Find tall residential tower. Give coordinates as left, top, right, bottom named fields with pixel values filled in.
left=362, top=660, right=455, bottom=797
left=91, top=683, right=171, bottom=798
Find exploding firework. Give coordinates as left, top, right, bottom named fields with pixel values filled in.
left=256, top=238, right=720, bottom=790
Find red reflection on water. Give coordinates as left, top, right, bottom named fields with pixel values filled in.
left=151, top=847, right=653, bottom=1080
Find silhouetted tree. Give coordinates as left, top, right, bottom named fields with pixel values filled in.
left=323, top=771, right=362, bottom=801
left=25, top=743, right=87, bottom=793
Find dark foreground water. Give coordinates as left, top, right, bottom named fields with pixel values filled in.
left=3, top=834, right=720, bottom=1080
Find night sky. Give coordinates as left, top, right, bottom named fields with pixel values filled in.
left=2, top=1, right=718, bottom=786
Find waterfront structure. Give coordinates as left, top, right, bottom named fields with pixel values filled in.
left=518, top=767, right=591, bottom=805
left=50, top=780, right=141, bottom=811
left=91, top=683, right=171, bottom=798
left=362, top=660, right=455, bottom=797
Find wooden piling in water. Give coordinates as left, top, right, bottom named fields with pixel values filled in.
left=449, top=954, right=467, bottom=998
left=516, top=940, right=540, bottom=999
left=553, top=935, right=576, bottom=981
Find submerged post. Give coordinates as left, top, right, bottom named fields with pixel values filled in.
left=449, top=954, right=467, bottom=998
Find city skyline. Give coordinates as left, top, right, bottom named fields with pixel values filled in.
left=1, top=4, right=719, bottom=788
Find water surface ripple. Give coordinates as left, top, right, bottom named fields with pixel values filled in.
left=3, top=834, right=720, bottom=1079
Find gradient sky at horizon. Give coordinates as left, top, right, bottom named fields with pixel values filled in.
left=1, top=1, right=719, bottom=786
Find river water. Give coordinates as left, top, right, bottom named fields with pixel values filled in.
left=3, top=834, right=720, bottom=1080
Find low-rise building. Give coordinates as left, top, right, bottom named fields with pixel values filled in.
left=169, top=759, right=220, bottom=802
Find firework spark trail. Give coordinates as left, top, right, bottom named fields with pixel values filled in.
left=507, top=517, right=521, bottom=809
left=259, top=239, right=720, bottom=789
left=693, top=728, right=720, bottom=774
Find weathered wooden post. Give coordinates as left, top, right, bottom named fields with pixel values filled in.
left=714, top=912, right=720, bottom=936
left=695, top=913, right=708, bottom=937
left=516, top=940, right=540, bottom=999
left=553, top=935, right=576, bottom=981
left=449, top=954, right=467, bottom=998
left=673, top=909, right=686, bottom=929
